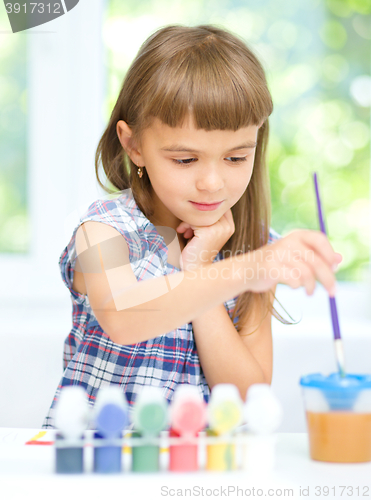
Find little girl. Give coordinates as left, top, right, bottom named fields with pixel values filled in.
left=42, top=24, right=341, bottom=428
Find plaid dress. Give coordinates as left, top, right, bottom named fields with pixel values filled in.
left=42, top=188, right=280, bottom=428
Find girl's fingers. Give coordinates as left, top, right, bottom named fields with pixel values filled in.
left=296, top=230, right=338, bottom=268
left=332, top=253, right=343, bottom=272
left=283, top=261, right=317, bottom=296
left=176, top=224, right=194, bottom=242
left=281, top=239, right=336, bottom=296
left=184, top=228, right=194, bottom=239
left=334, top=253, right=343, bottom=267
left=177, top=209, right=235, bottom=241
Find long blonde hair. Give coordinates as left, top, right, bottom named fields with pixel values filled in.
left=95, top=24, right=293, bottom=333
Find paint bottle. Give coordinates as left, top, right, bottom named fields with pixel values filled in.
left=169, top=384, right=207, bottom=472
left=54, top=386, right=89, bottom=473
left=206, top=384, right=243, bottom=471
left=93, top=385, right=129, bottom=473
left=243, top=384, right=283, bottom=474
left=131, top=386, right=168, bottom=472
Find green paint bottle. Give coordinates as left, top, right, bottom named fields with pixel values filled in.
left=131, top=386, right=168, bottom=472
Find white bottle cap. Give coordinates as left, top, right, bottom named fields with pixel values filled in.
left=244, top=384, right=283, bottom=434
left=172, top=384, right=202, bottom=403
left=135, top=385, right=165, bottom=404
left=210, top=383, right=241, bottom=403
left=94, top=385, right=128, bottom=414
left=55, top=386, right=89, bottom=439
left=247, top=384, right=273, bottom=399
left=132, top=386, right=168, bottom=436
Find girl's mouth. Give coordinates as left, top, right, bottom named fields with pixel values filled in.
left=189, top=201, right=223, bottom=211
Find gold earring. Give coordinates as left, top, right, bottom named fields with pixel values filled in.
left=137, top=167, right=143, bottom=178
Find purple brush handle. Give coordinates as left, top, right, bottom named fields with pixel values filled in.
left=313, top=172, right=341, bottom=341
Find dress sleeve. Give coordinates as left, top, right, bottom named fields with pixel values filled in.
left=268, top=227, right=281, bottom=244
left=58, top=198, right=142, bottom=303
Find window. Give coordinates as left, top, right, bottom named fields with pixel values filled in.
left=0, top=7, right=28, bottom=253
left=0, top=1, right=106, bottom=303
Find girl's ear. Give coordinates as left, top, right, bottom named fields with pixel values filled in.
left=116, top=120, right=145, bottom=167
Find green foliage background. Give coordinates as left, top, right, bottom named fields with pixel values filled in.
left=0, top=0, right=370, bottom=282
left=103, top=0, right=370, bottom=281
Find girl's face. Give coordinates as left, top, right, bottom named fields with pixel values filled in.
left=120, top=114, right=259, bottom=230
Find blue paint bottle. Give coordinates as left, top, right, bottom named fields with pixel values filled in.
left=93, top=386, right=129, bottom=473
left=54, top=386, right=89, bottom=474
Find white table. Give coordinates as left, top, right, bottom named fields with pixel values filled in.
left=0, top=428, right=370, bottom=500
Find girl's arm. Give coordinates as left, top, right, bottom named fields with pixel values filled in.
left=76, top=221, right=339, bottom=346
left=191, top=286, right=276, bottom=401
left=75, top=221, right=255, bottom=345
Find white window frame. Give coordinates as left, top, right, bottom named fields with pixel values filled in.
left=1, top=1, right=107, bottom=307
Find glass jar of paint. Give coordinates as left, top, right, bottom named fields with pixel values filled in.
left=300, top=373, right=371, bottom=463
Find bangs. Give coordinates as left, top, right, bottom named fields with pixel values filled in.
left=140, top=38, right=273, bottom=131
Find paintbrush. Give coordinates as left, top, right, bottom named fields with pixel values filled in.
left=313, top=172, right=346, bottom=377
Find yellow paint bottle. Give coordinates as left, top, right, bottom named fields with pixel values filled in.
left=206, top=429, right=236, bottom=471
left=205, top=384, right=243, bottom=471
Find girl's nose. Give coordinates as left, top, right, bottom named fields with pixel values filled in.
left=195, top=167, right=224, bottom=192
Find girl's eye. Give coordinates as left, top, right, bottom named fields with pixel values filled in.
left=172, top=158, right=196, bottom=165
left=171, top=157, right=247, bottom=165
left=226, top=157, right=247, bottom=163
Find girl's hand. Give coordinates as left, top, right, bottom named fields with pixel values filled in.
left=176, top=209, right=235, bottom=271
left=246, top=229, right=343, bottom=296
